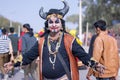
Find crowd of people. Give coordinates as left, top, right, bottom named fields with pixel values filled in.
left=0, top=0, right=119, bottom=80
left=0, top=24, right=40, bottom=80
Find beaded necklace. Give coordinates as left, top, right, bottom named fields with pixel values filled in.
left=47, top=32, right=63, bottom=69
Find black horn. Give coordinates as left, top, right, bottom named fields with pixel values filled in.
left=60, top=0, right=69, bottom=17
left=39, top=7, right=47, bottom=19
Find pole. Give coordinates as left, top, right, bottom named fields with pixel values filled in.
left=78, top=0, right=82, bottom=41
left=85, top=22, right=89, bottom=46
left=10, top=20, right=12, bottom=27
left=18, top=25, right=20, bottom=37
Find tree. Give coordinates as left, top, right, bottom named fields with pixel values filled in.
left=66, top=0, right=120, bottom=33
left=66, top=14, right=79, bottom=24
left=83, top=0, right=120, bottom=31
left=0, top=15, right=22, bottom=32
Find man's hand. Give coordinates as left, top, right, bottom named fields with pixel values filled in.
left=95, top=63, right=105, bottom=75
left=4, top=61, right=14, bottom=73
left=89, top=59, right=105, bottom=75
left=86, top=75, right=91, bottom=80
left=10, top=55, right=14, bottom=61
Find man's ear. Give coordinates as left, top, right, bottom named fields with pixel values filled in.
left=97, top=27, right=100, bottom=31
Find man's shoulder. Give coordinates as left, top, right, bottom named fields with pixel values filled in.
left=9, top=34, right=18, bottom=40
left=108, top=35, right=117, bottom=42
left=9, top=34, right=18, bottom=38
left=64, top=33, right=74, bottom=39
left=64, top=33, right=75, bottom=44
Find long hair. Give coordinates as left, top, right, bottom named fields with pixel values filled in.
left=28, top=28, right=34, bottom=37
left=23, top=24, right=34, bottom=37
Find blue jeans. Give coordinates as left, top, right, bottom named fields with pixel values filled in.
left=96, top=77, right=116, bottom=80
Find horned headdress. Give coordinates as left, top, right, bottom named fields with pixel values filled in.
left=39, top=0, right=69, bottom=20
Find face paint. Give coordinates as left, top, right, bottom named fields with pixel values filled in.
left=48, top=16, right=62, bottom=33
left=48, top=19, right=60, bottom=24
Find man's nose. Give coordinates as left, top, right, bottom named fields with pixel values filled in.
left=52, top=23, right=56, bottom=26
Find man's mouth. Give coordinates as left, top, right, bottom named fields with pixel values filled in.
left=50, top=27, right=59, bottom=29
left=49, top=27, right=60, bottom=32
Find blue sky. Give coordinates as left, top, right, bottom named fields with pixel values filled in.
left=0, top=0, right=79, bottom=32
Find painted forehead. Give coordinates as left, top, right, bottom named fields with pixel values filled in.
left=47, top=14, right=62, bottom=20
left=48, top=15, right=61, bottom=21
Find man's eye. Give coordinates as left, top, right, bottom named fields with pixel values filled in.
left=48, top=20, right=53, bottom=24
left=55, top=19, right=60, bottom=23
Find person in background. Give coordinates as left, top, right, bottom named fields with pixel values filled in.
left=18, top=31, right=25, bottom=55
left=8, top=27, right=19, bottom=77
left=21, top=24, right=38, bottom=80
left=88, top=34, right=97, bottom=58
left=4, top=0, right=105, bottom=80
left=86, top=20, right=119, bottom=80
left=0, top=28, right=13, bottom=80
left=86, top=34, right=97, bottom=80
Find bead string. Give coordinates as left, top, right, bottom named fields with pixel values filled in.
left=47, top=33, right=63, bottom=69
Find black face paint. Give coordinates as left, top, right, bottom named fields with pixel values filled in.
left=48, top=19, right=60, bottom=24
left=55, top=19, right=60, bottom=23
left=48, top=19, right=53, bottom=24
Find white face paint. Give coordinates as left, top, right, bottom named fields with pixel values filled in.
left=48, top=16, right=62, bottom=33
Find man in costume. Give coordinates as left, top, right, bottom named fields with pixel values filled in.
left=4, top=0, right=105, bottom=80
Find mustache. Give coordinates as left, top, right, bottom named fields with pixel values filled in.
left=47, top=26, right=62, bottom=29
left=47, top=27, right=63, bottom=32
